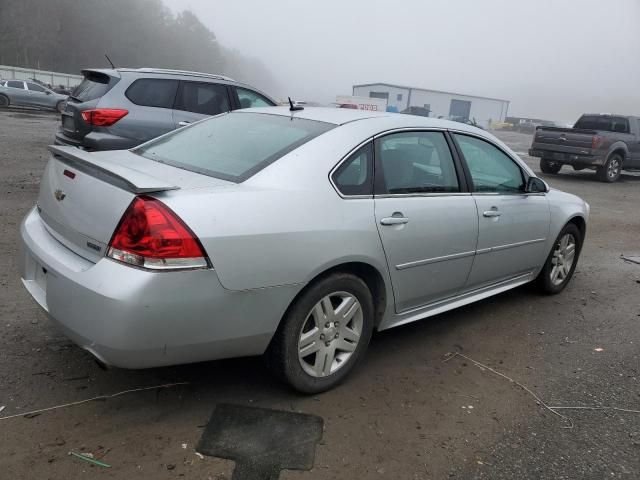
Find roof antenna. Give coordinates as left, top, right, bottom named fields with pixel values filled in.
left=288, top=97, right=304, bottom=112
left=105, top=54, right=115, bottom=69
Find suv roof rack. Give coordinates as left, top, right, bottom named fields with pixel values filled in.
left=122, top=68, right=235, bottom=82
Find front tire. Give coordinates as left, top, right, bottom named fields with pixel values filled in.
left=536, top=223, right=582, bottom=294
left=56, top=100, right=65, bottom=113
left=596, top=153, right=622, bottom=182
left=0, top=95, right=9, bottom=108
left=266, top=272, right=374, bottom=393
left=540, top=158, right=562, bottom=174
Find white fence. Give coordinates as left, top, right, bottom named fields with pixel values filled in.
left=0, top=65, right=82, bottom=88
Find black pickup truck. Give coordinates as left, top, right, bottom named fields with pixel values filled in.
left=529, top=114, right=640, bottom=182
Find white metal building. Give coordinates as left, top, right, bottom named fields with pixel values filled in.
left=352, top=83, right=509, bottom=129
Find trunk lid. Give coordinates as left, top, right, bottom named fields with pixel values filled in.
left=37, top=146, right=231, bottom=262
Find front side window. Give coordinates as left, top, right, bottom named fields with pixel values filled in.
left=454, top=134, right=524, bottom=193
left=135, top=112, right=334, bottom=182
left=27, top=83, right=46, bottom=92
left=332, top=143, right=373, bottom=196
left=236, top=87, right=274, bottom=109
left=175, top=81, right=230, bottom=115
left=377, top=131, right=459, bottom=194
left=6, top=80, right=24, bottom=89
left=125, top=78, right=178, bottom=108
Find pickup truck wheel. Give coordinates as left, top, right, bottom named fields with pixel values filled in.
left=596, top=154, right=622, bottom=182
left=540, top=159, right=562, bottom=174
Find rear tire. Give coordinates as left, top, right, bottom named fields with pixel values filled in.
left=540, top=159, right=562, bottom=174
left=266, top=272, right=374, bottom=393
left=0, top=94, right=9, bottom=108
left=596, top=153, right=622, bottom=182
left=536, top=223, right=582, bottom=294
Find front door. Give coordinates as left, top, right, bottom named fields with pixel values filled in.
left=374, top=131, right=478, bottom=313
left=452, top=133, right=551, bottom=289
left=26, top=82, right=51, bottom=108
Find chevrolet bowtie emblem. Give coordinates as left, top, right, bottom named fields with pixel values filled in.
left=54, top=189, right=66, bottom=201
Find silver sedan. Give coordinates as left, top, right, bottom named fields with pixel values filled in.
left=20, top=107, right=589, bottom=392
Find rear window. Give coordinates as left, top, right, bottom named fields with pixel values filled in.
left=574, top=115, right=630, bottom=133
left=125, top=78, right=178, bottom=108
left=71, top=72, right=116, bottom=102
left=135, top=112, right=335, bottom=182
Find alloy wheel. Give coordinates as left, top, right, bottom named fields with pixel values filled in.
left=550, top=233, right=576, bottom=286
left=607, top=158, right=621, bottom=180
left=298, top=291, right=363, bottom=378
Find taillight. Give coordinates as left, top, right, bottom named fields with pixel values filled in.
left=591, top=135, right=604, bottom=149
left=81, top=108, right=128, bottom=126
left=107, top=196, right=209, bottom=270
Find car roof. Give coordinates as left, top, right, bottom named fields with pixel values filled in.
left=239, top=106, right=487, bottom=133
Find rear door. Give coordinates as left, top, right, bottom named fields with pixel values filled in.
left=5, top=80, right=28, bottom=105
left=373, top=130, right=478, bottom=312
left=452, top=133, right=550, bottom=290
left=117, top=77, right=179, bottom=142
left=172, top=81, right=232, bottom=127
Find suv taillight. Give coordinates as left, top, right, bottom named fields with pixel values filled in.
left=81, top=108, right=128, bottom=126
left=107, top=196, right=209, bottom=270
left=591, top=135, right=604, bottom=150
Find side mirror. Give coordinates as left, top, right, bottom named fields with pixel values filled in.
left=526, top=176, right=548, bottom=193
left=45, top=90, right=51, bottom=95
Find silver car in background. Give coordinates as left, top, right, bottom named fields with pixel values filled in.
left=0, top=79, right=67, bottom=112
left=20, top=107, right=589, bottom=392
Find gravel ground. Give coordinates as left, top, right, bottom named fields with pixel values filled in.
left=0, top=110, right=638, bottom=479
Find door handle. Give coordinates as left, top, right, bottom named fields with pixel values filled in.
left=483, top=210, right=502, bottom=218
left=380, top=216, right=409, bottom=226
left=178, top=121, right=191, bottom=127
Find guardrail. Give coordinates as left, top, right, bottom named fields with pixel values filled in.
left=0, top=65, right=82, bottom=88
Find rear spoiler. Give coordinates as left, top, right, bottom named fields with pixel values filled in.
left=48, top=145, right=180, bottom=194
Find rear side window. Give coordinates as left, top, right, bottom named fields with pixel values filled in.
left=135, top=112, right=334, bottom=182
left=6, top=80, right=24, bottom=89
left=72, top=72, right=116, bottom=102
left=236, top=87, right=275, bottom=108
left=332, top=143, right=373, bottom=196
left=377, top=131, right=460, bottom=194
left=125, top=79, right=178, bottom=109
left=175, top=81, right=230, bottom=115
left=574, top=115, right=630, bottom=133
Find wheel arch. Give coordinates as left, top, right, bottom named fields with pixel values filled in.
left=279, top=260, right=391, bottom=333
left=607, top=143, right=629, bottom=164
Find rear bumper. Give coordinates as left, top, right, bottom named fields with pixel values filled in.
left=528, top=148, right=605, bottom=167
left=20, top=207, right=299, bottom=368
left=54, top=129, right=140, bottom=151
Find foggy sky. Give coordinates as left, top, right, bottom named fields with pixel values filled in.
left=164, top=0, right=640, bottom=123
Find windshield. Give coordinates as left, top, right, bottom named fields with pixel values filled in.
left=135, top=112, right=335, bottom=182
